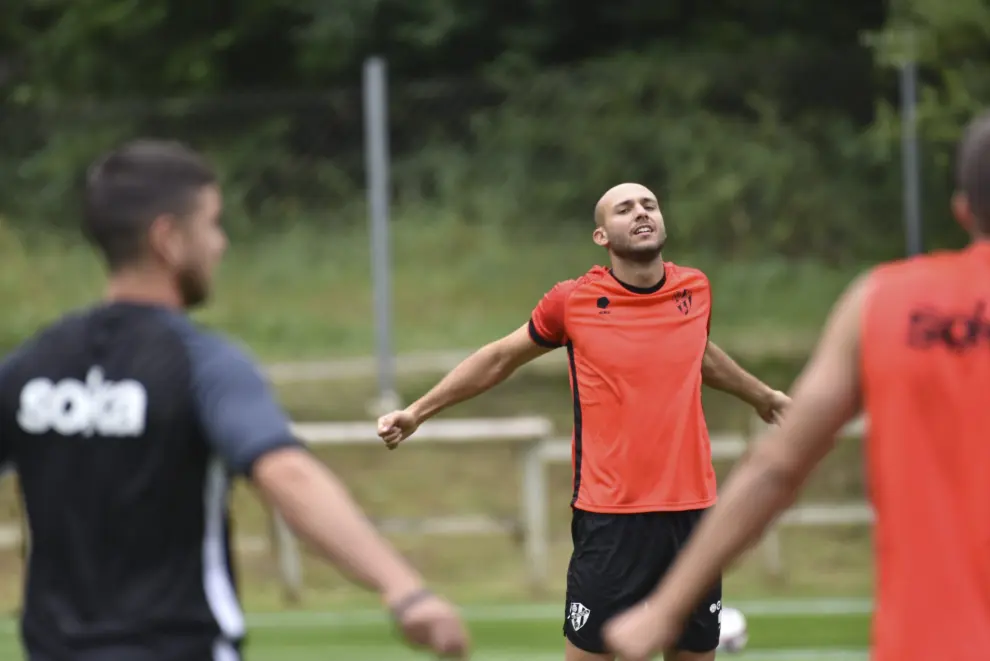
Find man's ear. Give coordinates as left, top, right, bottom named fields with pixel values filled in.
left=952, top=191, right=974, bottom=233
left=147, top=215, right=184, bottom=267
left=593, top=226, right=608, bottom=248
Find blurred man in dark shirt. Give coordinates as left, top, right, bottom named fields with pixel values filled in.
left=0, top=140, right=469, bottom=661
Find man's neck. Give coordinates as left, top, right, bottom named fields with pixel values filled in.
left=610, top=254, right=665, bottom=289
left=106, top=269, right=184, bottom=309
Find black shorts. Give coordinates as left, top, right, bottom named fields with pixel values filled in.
left=563, top=507, right=722, bottom=654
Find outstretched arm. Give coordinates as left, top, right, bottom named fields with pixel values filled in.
left=192, top=338, right=471, bottom=658
left=411, top=324, right=551, bottom=421
left=380, top=280, right=572, bottom=448
left=379, top=325, right=552, bottom=447
left=702, top=340, right=789, bottom=423
left=603, top=274, right=869, bottom=660
left=193, top=340, right=427, bottom=602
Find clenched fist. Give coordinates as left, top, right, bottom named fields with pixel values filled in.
left=755, top=389, right=791, bottom=425
left=602, top=599, right=678, bottom=661
left=377, top=409, right=421, bottom=450
left=393, top=590, right=471, bottom=658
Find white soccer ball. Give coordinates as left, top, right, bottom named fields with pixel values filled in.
left=716, top=606, right=748, bottom=653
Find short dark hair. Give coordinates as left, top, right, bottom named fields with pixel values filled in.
left=83, top=139, right=217, bottom=270
left=956, top=113, right=990, bottom=232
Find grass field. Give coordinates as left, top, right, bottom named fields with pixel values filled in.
left=0, top=225, right=878, bottom=657
left=0, top=370, right=875, bottom=612
left=1, top=222, right=862, bottom=360
left=0, top=600, right=873, bottom=660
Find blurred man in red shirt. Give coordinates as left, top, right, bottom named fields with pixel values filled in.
left=604, top=116, right=990, bottom=661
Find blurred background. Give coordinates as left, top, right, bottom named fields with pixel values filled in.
left=0, top=1, right=979, bottom=659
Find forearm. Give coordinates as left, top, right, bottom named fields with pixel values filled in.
left=701, top=341, right=772, bottom=407
left=650, top=448, right=803, bottom=619
left=407, top=344, right=518, bottom=421
left=255, top=449, right=424, bottom=604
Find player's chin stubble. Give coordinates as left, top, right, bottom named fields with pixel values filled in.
left=612, top=238, right=665, bottom=264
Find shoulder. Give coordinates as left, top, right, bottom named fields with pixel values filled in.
left=556, top=266, right=610, bottom=295
left=0, top=308, right=93, bottom=374
left=872, top=250, right=958, bottom=279
left=27, top=307, right=95, bottom=345
left=0, top=341, right=31, bottom=379
left=161, top=316, right=263, bottom=378
left=664, top=261, right=711, bottom=290
left=540, top=266, right=611, bottom=304
left=862, top=250, right=971, bottom=305
left=577, top=265, right=612, bottom=288
left=192, top=330, right=258, bottom=374
left=863, top=251, right=963, bottom=302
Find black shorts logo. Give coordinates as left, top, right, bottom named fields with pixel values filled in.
left=710, top=599, right=722, bottom=631
left=568, top=602, right=590, bottom=631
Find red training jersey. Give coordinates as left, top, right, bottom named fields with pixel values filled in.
left=862, top=242, right=990, bottom=661
left=528, top=264, right=716, bottom=513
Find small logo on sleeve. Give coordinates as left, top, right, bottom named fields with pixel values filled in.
left=596, top=296, right=610, bottom=314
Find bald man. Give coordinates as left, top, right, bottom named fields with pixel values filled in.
left=378, top=183, right=790, bottom=661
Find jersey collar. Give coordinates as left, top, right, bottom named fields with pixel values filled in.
left=608, top=266, right=667, bottom=294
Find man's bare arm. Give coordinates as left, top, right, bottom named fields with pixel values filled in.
left=191, top=338, right=469, bottom=658
left=191, top=340, right=440, bottom=611
left=643, top=275, right=869, bottom=624
left=378, top=324, right=553, bottom=448
left=406, top=324, right=552, bottom=422
left=701, top=341, right=773, bottom=408
left=254, top=448, right=426, bottom=605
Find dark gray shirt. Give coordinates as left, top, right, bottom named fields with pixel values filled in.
left=0, top=302, right=302, bottom=661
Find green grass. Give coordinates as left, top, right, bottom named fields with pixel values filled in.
left=0, top=368, right=874, bottom=612
left=0, top=603, right=872, bottom=660
left=0, top=222, right=878, bottom=638
left=0, top=372, right=875, bottom=617
left=1, top=221, right=863, bottom=359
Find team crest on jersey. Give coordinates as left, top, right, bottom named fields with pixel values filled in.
left=568, top=602, right=590, bottom=631
left=674, top=288, right=692, bottom=315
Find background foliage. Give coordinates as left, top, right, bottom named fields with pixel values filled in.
left=1, top=0, right=986, bottom=260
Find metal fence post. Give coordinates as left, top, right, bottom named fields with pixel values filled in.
left=521, top=439, right=549, bottom=591
left=899, top=49, right=922, bottom=256
left=363, top=56, right=401, bottom=414
left=272, top=510, right=303, bottom=603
